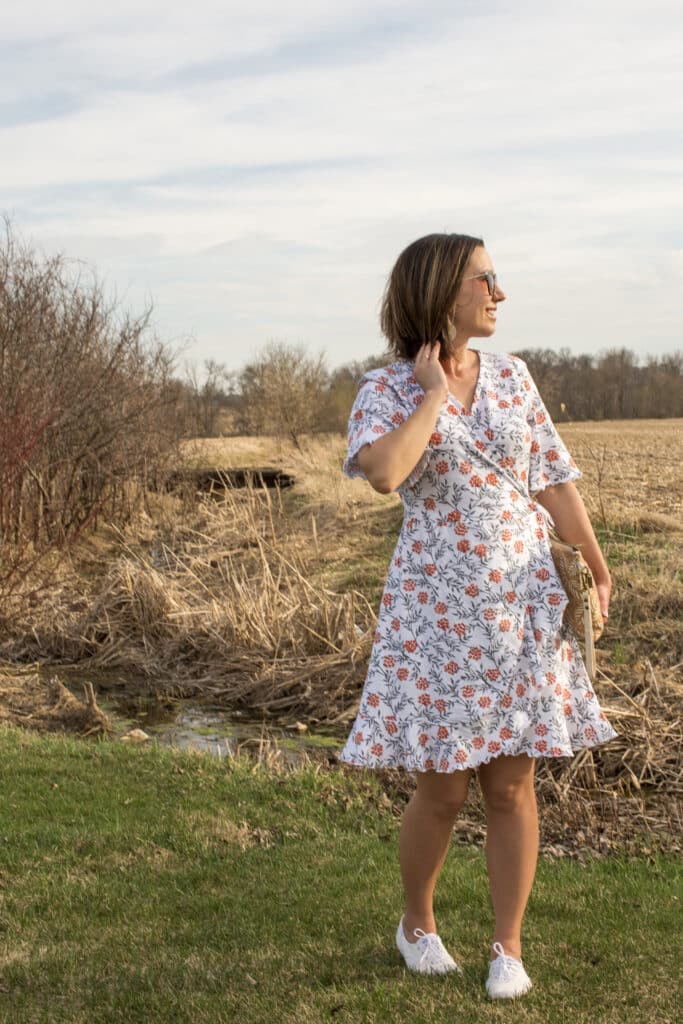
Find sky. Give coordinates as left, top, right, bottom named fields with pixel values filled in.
left=2, top=0, right=682, bottom=380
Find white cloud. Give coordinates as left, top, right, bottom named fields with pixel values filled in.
left=1, top=0, right=682, bottom=373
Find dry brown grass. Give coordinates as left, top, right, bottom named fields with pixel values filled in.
left=0, top=420, right=680, bottom=844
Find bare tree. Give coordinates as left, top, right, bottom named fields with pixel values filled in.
left=237, top=340, right=328, bottom=449
left=183, top=358, right=235, bottom=437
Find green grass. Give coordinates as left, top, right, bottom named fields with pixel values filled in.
left=0, top=723, right=680, bottom=1024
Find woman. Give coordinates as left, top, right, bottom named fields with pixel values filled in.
left=339, top=233, right=619, bottom=1000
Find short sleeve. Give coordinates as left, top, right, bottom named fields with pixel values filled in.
left=342, top=370, right=429, bottom=490
left=519, top=360, right=582, bottom=495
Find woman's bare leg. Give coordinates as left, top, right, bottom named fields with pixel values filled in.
left=477, top=753, right=539, bottom=960
left=398, top=767, right=473, bottom=941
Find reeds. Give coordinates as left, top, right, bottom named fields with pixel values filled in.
left=1, top=424, right=680, bottom=841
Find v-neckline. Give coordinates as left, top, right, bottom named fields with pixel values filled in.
left=445, top=349, right=484, bottom=416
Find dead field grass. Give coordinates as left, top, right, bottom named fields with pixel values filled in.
left=0, top=420, right=681, bottom=846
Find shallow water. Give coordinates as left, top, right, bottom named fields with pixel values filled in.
left=51, top=667, right=344, bottom=766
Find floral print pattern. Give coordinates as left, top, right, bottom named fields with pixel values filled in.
left=339, top=349, right=619, bottom=773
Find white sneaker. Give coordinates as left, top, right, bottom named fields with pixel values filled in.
left=395, top=915, right=462, bottom=975
left=485, top=941, right=533, bottom=999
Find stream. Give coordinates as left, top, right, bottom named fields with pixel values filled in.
left=52, top=667, right=345, bottom=767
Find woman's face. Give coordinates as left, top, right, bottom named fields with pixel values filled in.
left=450, top=246, right=506, bottom=341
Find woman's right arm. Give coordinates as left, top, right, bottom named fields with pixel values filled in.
left=358, top=342, right=448, bottom=494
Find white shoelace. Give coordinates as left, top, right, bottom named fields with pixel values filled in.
left=490, top=941, right=523, bottom=981
left=414, top=929, right=452, bottom=971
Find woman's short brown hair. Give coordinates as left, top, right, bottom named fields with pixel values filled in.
left=380, top=232, right=484, bottom=360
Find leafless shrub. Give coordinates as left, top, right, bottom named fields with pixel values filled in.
left=0, top=218, right=184, bottom=608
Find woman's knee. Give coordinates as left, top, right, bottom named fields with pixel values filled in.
left=481, top=781, right=534, bottom=813
left=414, top=768, right=473, bottom=818
left=478, top=755, right=536, bottom=812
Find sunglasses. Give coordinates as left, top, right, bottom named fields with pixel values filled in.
left=464, top=271, right=499, bottom=297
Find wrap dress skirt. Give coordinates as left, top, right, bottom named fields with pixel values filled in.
left=339, top=349, right=619, bottom=773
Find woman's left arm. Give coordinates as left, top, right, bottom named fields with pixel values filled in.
left=533, top=480, right=611, bottom=621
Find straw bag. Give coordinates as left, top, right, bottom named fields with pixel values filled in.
left=548, top=530, right=604, bottom=679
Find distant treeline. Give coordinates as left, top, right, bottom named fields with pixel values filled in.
left=1, top=217, right=681, bottom=599
left=194, top=342, right=683, bottom=441
left=507, top=347, right=683, bottom=422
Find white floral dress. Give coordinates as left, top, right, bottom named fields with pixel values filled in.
left=339, top=349, right=619, bottom=773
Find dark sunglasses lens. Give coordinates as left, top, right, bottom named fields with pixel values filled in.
left=487, top=273, right=496, bottom=296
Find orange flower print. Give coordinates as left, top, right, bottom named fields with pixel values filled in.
left=337, top=357, right=618, bottom=774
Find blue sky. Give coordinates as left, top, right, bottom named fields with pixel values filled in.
left=2, top=0, right=681, bottom=378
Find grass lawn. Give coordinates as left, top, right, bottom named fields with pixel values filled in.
left=0, top=722, right=680, bottom=1024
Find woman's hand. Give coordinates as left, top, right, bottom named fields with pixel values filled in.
left=414, top=341, right=449, bottom=399
left=595, top=576, right=611, bottom=624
